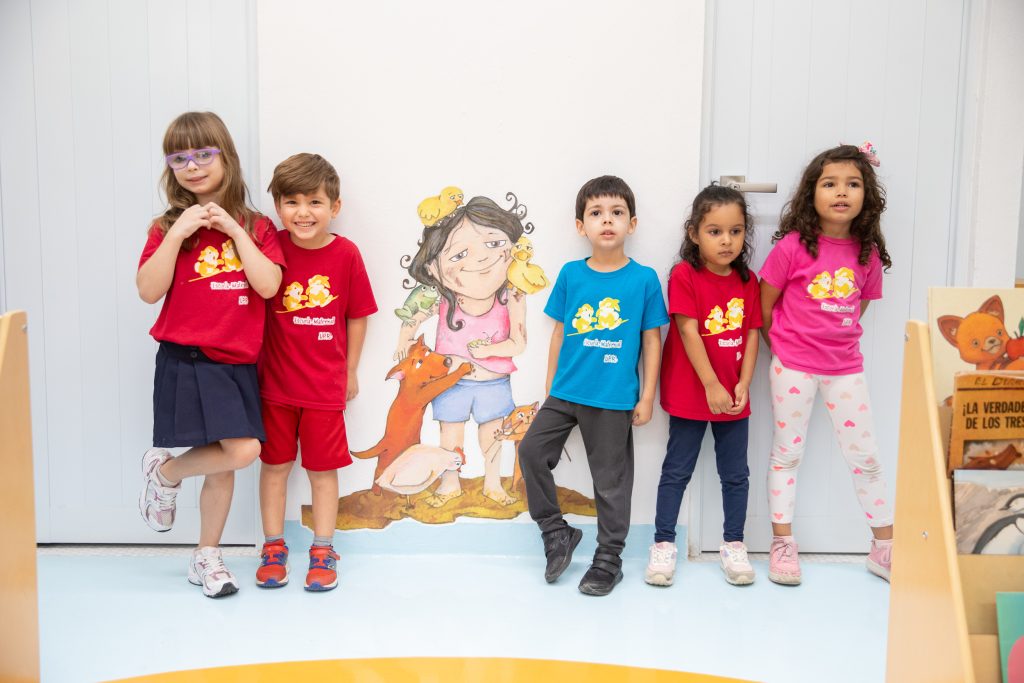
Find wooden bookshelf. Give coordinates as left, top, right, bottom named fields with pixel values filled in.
left=887, top=321, right=1024, bottom=683
left=0, top=310, right=39, bottom=682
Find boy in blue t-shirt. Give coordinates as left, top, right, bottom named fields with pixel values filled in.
left=519, top=175, right=668, bottom=596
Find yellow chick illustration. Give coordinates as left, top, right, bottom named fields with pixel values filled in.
left=305, top=274, right=337, bottom=308
left=417, top=186, right=464, bottom=227
left=725, top=297, right=745, bottom=330
left=572, top=304, right=596, bottom=334
left=807, top=271, right=834, bottom=299
left=832, top=267, right=857, bottom=299
left=220, top=239, right=243, bottom=272
left=506, top=236, right=549, bottom=296
left=704, top=305, right=728, bottom=335
left=595, top=297, right=625, bottom=330
left=194, top=246, right=223, bottom=278
left=281, top=282, right=307, bottom=312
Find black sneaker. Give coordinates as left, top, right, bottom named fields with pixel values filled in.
left=542, top=526, right=583, bottom=583
left=578, top=552, right=623, bottom=596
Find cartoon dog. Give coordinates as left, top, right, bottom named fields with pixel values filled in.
left=351, top=335, right=472, bottom=494
left=937, top=295, right=1024, bottom=370
left=194, top=246, right=223, bottom=278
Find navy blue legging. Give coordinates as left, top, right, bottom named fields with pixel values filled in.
left=654, top=416, right=750, bottom=543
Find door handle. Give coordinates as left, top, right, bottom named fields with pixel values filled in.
left=719, top=176, right=777, bottom=193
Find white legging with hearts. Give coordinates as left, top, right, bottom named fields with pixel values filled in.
left=767, top=357, right=893, bottom=527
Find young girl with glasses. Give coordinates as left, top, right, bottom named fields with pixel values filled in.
left=136, top=111, right=285, bottom=598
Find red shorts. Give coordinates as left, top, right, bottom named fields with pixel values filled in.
left=260, top=399, right=352, bottom=471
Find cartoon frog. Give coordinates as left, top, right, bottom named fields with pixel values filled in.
left=394, top=284, right=440, bottom=324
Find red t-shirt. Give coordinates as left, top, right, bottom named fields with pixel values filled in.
left=139, top=217, right=285, bottom=364
left=659, top=261, right=762, bottom=421
left=259, top=234, right=378, bottom=410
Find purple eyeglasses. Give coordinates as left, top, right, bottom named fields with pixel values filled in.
left=165, top=147, right=220, bottom=171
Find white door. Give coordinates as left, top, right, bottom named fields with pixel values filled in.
left=696, top=0, right=965, bottom=552
left=0, top=0, right=259, bottom=543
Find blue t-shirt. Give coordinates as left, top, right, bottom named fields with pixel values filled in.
left=545, top=258, right=669, bottom=410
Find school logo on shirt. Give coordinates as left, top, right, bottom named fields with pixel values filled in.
left=807, top=267, right=858, bottom=300
left=189, top=240, right=244, bottom=282
left=277, top=274, right=339, bottom=313
left=703, top=297, right=745, bottom=336
left=568, top=297, right=629, bottom=336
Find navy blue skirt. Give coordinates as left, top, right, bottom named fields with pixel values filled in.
left=152, top=342, right=265, bottom=448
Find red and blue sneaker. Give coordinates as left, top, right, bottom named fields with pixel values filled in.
left=256, top=539, right=289, bottom=588
left=305, top=545, right=339, bottom=592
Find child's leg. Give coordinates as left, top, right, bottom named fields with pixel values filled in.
left=576, top=404, right=635, bottom=557
left=710, top=418, right=750, bottom=543
left=259, top=462, right=293, bottom=538
left=518, top=397, right=579, bottom=533
left=307, top=469, right=340, bottom=540
left=431, top=421, right=466, bottom=499
left=767, top=359, right=818, bottom=535
left=198, top=470, right=234, bottom=548
left=818, top=372, right=893, bottom=537
left=653, top=417, right=707, bottom=543
left=478, top=416, right=513, bottom=504
left=161, top=437, right=261, bottom=484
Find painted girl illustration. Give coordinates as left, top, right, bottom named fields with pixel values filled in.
left=395, top=195, right=530, bottom=507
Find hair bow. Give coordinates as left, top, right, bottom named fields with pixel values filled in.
left=857, top=141, right=881, bottom=168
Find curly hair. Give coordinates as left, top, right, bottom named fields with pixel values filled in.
left=774, top=144, right=891, bottom=270
left=156, top=112, right=258, bottom=251
left=406, top=196, right=526, bottom=331
left=678, top=184, right=754, bottom=283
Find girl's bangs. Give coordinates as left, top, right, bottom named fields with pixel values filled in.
left=163, top=115, right=223, bottom=154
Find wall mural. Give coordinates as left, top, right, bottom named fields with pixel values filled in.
left=303, top=189, right=597, bottom=529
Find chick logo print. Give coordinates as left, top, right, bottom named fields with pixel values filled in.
left=702, top=298, right=745, bottom=336
left=276, top=274, right=338, bottom=313
left=188, top=239, right=245, bottom=282
left=568, top=297, right=629, bottom=336
left=806, top=268, right=858, bottom=300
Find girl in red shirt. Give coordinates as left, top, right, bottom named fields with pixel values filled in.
left=646, top=185, right=761, bottom=588
left=136, top=111, right=285, bottom=598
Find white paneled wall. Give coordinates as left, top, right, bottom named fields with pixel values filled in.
left=0, top=0, right=259, bottom=542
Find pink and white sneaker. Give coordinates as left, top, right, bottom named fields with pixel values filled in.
left=139, top=448, right=179, bottom=532
left=768, top=535, right=802, bottom=585
left=719, top=541, right=755, bottom=585
left=644, top=541, right=678, bottom=586
left=866, top=538, right=893, bottom=582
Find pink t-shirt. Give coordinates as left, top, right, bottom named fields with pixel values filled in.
left=435, top=297, right=517, bottom=375
left=758, top=232, right=883, bottom=374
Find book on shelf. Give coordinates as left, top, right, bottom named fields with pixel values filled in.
left=948, top=371, right=1024, bottom=475
left=953, top=470, right=1024, bottom=555
left=996, top=592, right=1024, bottom=683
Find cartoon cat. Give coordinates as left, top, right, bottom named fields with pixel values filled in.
left=220, top=239, right=243, bottom=272
left=704, top=305, right=727, bottom=335
left=305, top=275, right=336, bottom=308
left=832, top=267, right=857, bottom=299
left=572, top=303, right=596, bottom=334
left=937, top=295, right=1024, bottom=370
left=281, top=281, right=307, bottom=312
left=493, top=401, right=540, bottom=494
left=807, top=271, right=833, bottom=299
left=194, top=246, right=223, bottom=278
left=595, top=297, right=624, bottom=330
left=725, top=297, right=744, bottom=330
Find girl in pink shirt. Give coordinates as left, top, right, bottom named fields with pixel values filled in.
left=758, top=143, right=894, bottom=586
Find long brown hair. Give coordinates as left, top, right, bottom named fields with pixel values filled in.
left=156, top=112, right=257, bottom=250
left=679, top=184, right=754, bottom=283
left=774, top=144, right=892, bottom=270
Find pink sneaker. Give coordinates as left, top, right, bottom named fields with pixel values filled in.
left=768, top=535, right=802, bottom=585
left=866, top=538, right=892, bottom=582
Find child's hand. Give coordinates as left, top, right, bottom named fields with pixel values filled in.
left=729, top=381, right=750, bottom=414
left=467, top=339, right=492, bottom=359
left=632, top=398, right=653, bottom=426
left=168, top=204, right=210, bottom=240
left=204, top=202, right=244, bottom=239
left=346, top=369, right=359, bottom=401
left=705, top=381, right=734, bottom=415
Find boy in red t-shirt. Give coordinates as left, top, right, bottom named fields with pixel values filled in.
left=256, top=153, right=377, bottom=591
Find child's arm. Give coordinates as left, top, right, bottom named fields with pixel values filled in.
left=731, top=329, right=760, bottom=414
left=469, top=292, right=526, bottom=359
left=137, top=206, right=209, bottom=303
left=759, top=282, right=782, bottom=351
left=860, top=301, right=871, bottom=317
left=545, top=322, right=564, bottom=396
left=346, top=316, right=369, bottom=402
left=676, top=314, right=734, bottom=415
left=633, top=327, right=662, bottom=426
left=205, top=204, right=282, bottom=299
left=394, top=304, right=438, bottom=360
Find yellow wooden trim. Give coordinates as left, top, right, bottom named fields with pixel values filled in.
left=0, top=310, right=39, bottom=683
left=110, top=657, right=756, bottom=683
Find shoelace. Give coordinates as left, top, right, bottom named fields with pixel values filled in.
left=153, top=485, right=178, bottom=508
left=651, top=546, right=675, bottom=565
left=722, top=544, right=749, bottom=565
left=771, top=541, right=795, bottom=563
left=199, top=552, right=231, bottom=581
left=875, top=542, right=892, bottom=565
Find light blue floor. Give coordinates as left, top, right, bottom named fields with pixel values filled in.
left=38, top=522, right=888, bottom=683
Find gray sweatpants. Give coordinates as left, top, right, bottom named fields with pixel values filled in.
left=518, top=396, right=635, bottom=556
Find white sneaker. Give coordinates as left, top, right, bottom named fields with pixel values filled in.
left=188, top=547, right=239, bottom=598
left=139, top=448, right=179, bottom=532
left=719, top=541, right=756, bottom=585
left=644, top=541, right=678, bottom=586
